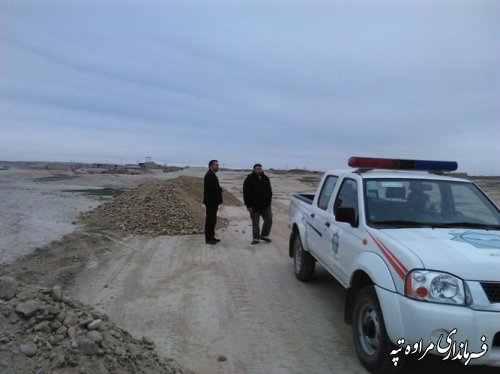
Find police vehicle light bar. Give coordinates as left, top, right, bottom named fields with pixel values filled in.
left=348, top=157, right=458, bottom=172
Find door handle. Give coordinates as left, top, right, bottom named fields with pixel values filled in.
left=310, top=213, right=315, bottom=218
left=325, top=222, right=330, bottom=227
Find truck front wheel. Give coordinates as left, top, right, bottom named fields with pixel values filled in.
left=293, top=234, right=315, bottom=281
left=352, top=286, right=402, bottom=373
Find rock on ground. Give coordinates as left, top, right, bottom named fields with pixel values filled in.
left=0, top=277, right=192, bottom=374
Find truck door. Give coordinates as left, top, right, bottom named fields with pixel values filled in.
left=305, top=175, right=338, bottom=264
left=320, top=178, right=363, bottom=286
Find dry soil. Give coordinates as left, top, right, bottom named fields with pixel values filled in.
left=1, top=166, right=499, bottom=374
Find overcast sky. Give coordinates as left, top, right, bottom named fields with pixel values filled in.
left=0, top=0, right=498, bottom=175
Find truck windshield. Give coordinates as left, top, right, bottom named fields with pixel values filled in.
left=363, top=178, right=500, bottom=229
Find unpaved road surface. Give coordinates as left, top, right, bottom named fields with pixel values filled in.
left=2, top=166, right=498, bottom=373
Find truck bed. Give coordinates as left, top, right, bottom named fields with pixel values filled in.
left=292, top=193, right=315, bottom=204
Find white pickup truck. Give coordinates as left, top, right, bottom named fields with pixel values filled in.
left=288, top=157, right=500, bottom=373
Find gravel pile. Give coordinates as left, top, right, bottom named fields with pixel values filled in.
left=0, top=276, right=192, bottom=374
left=80, top=177, right=242, bottom=236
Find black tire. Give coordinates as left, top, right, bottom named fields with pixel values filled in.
left=293, top=233, right=315, bottom=281
left=352, top=286, right=404, bottom=373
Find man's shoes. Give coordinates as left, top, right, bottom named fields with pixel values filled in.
left=251, top=240, right=260, bottom=245
left=214, top=238, right=221, bottom=242
left=260, top=236, right=271, bottom=243
left=206, top=239, right=218, bottom=245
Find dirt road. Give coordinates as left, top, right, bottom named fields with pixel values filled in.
left=64, top=170, right=365, bottom=373
left=2, top=167, right=498, bottom=373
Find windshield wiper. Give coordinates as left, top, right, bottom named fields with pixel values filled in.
left=430, top=222, right=500, bottom=230
left=370, top=220, right=430, bottom=228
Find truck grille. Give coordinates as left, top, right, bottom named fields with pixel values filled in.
left=480, top=282, right=500, bottom=303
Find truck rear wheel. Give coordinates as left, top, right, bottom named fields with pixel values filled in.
left=293, top=234, right=315, bottom=281
left=352, top=286, right=403, bottom=373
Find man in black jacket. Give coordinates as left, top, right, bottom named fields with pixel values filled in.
left=243, top=163, right=272, bottom=245
left=203, top=160, right=223, bottom=245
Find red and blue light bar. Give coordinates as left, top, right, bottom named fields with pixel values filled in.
left=348, top=157, right=457, bottom=172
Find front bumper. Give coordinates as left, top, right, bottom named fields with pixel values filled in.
left=376, top=286, right=500, bottom=367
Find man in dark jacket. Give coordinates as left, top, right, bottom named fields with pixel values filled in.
left=243, top=163, right=272, bottom=244
left=203, top=159, right=223, bottom=245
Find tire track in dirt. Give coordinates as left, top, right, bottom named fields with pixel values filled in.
left=218, top=222, right=366, bottom=374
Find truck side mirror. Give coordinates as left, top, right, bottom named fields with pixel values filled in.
left=335, top=207, right=357, bottom=227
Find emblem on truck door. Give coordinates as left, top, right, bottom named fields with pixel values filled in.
left=331, top=232, right=339, bottom=255
left=450, top=231, right=500, bottom=249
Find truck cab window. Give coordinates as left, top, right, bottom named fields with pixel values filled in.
left=317, top=175, right=339, bottom=210
left=334, top=179, right=358, bottom=219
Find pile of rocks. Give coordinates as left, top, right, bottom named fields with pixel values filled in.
left=170, top=176, right=243, bottom=207
left=0, top=276, right=192, bottom=374
left=80, top=177, right=242, bottom=236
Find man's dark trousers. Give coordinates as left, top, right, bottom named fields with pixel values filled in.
left=205, top=204, right=219, bottom=242
left=250, top=206, right=272, bottom=240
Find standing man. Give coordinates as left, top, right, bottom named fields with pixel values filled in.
left=203, top=160, right=223, bottom=245
left=243, top=163, right=273, bottom=245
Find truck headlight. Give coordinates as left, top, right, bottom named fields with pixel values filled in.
left=405, top=270, right=467, bottom=305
